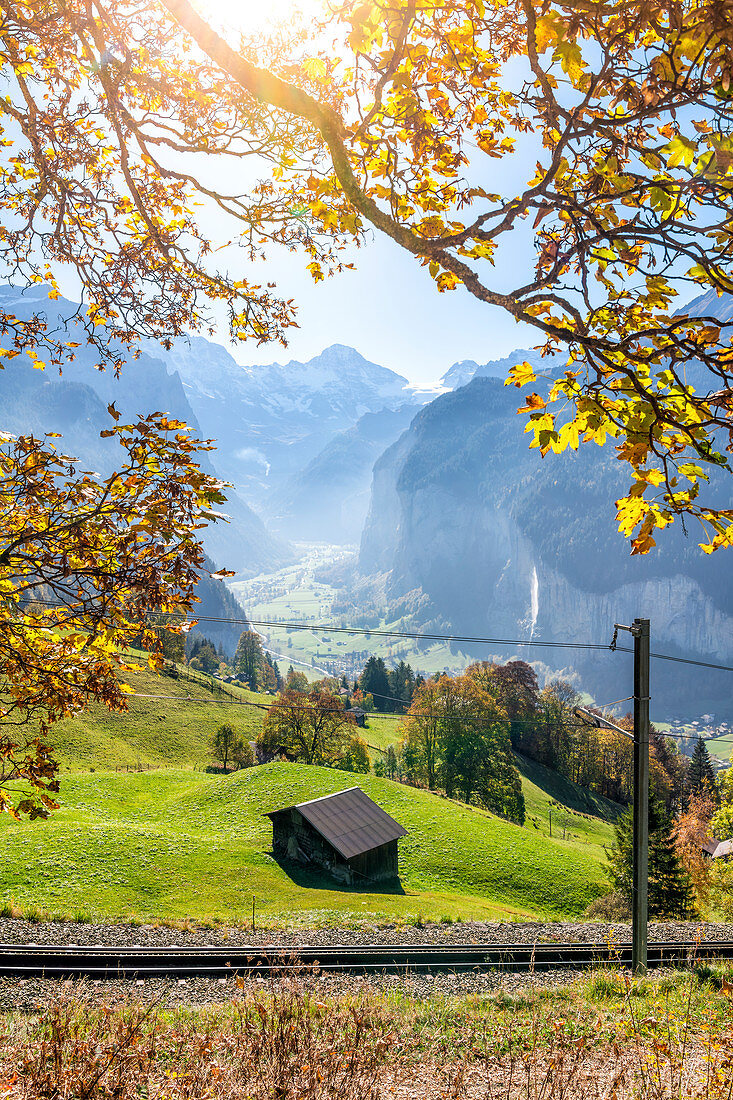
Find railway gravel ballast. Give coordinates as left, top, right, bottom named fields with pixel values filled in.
left=2, top=940, right=733, bottom=978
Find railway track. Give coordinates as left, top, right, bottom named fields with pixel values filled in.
left=1, top=941, right=733, bottom=978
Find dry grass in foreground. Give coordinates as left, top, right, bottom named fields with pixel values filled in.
left=0, top=966, right=732, bottom=1099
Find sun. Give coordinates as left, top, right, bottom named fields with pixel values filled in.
left=201, top=0, right=328, bottom=36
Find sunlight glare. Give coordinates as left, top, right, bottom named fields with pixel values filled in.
left=202, top=0, right=328, bottom=36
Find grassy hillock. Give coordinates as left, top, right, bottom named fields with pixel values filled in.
left=3, top=660, right=624, bottom=928
left=0, top=762, right=617, bottom=927
left=47, top=664, right=270, bottom=772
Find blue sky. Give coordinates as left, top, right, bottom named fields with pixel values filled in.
left=228, top=228, right=540, bottom=388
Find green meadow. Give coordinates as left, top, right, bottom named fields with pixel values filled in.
left=46, top=664, right=268, bottom=773
left=0, top=656, right=626, bottom=929
left=0, top=756, right=618, bottom=927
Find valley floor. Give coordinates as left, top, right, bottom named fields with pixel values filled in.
left=228, top=541, right=476, bottom=680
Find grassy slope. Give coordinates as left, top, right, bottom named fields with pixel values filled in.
left=47, top=665, right=270, bottom=772
left=708, top=735, right=732, bottom=762
left=50, top=660, right=400, bottom=770
left=0, top=760, right=617, bottom=927
left=517, top=754, right=620, bottom=841
left=361, top=713, right=401, bottom=752
left=5, top=660, right=623, bottom=927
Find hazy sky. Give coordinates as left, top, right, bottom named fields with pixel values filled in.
left=227, top=230, right=541, bottom=389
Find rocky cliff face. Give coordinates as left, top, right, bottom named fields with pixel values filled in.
left=357, top=378, right=733, bottom=719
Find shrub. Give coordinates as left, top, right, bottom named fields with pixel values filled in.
left=584, top=890, right=631, bottom=921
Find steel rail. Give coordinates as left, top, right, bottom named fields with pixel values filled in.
left=2, top=941, right=732, bottom=978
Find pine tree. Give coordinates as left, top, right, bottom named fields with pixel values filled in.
left=688, top=736, right=717, bottom=800
left=608, top=792, right=697, bottom=918
left=359, top=657, right=391, bottom=711
left=388, top=661, right=416, bottom=711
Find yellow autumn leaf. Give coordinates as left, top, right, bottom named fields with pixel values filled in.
left=505, top=361, right=537, bottom=388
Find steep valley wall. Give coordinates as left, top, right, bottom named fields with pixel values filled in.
left=355, top=378, right=733, bottom=720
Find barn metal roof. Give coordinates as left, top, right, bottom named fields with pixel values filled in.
left=266, top=787, right=408, bottom=860
left=701, top=835, right=733, bottom=859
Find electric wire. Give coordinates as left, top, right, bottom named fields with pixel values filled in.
left=23, top=598, right=733, bottom=676
left=194, top=614, right=630, bottom=653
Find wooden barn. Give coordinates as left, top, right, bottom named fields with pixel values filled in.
left=266, top=787, right=407, bottom=884
left=701, top=836, right=733, bottom=860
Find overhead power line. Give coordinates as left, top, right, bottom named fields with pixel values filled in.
left=648, top=650, right=733, bottom=674
left=24, top=598, right=733, bottom=675
left=190, top=614, right=628, bottom=653
left=146, top=611, right=733, bottom=673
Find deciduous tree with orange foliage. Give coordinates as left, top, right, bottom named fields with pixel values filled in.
left=398, top=671, right=525, bottom=822
left=673, top=790, right=718, bottom=907
left=258, top=689, right=358, bottom=766
left=0, top=413, right=227, bottom=818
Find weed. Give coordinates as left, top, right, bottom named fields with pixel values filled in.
left=694, top=962, right=733, bottom=989
left=584, top=969, right=626, bottom=1000
left=7, top=974, right=390, bottom=1100
left=0, top=898, right=22, bottom=919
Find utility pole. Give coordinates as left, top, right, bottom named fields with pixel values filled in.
left=632, top=617, right=650, bottom=976
left=613, top=617, right=650, bottom=975
left=576, top=617, right=651, bottom=976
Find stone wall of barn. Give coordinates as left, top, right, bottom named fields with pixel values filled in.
left=270, top=809, right=399, bottom=883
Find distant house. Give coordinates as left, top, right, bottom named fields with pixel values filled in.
left=701, top=836, right=733, bottom=860
left=265, top=787, right=407, bottom=884
left=345, top=706, right=366, bottom=727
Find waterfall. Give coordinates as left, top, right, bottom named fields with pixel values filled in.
left=529, top=565, right=539, bottom=637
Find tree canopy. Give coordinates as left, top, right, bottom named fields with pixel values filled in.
left=0, top=413, right=224, bottom=817
left=398, top=669, right=526, bottom=823
left=688, top=734, right=718, bottom=798
left=258, top=689, right=358, bottom=767
left=7, top=0, right=733, bottom=552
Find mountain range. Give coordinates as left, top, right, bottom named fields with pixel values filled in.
left=4, top=281, right=733, bottom=712
left=0, top=286, right=290, bottom=634
left=147, top=338, right=417, bottom=506
left=348, top=375, right=733, bottom=720
left=265, top=403, right=420, bottom=542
